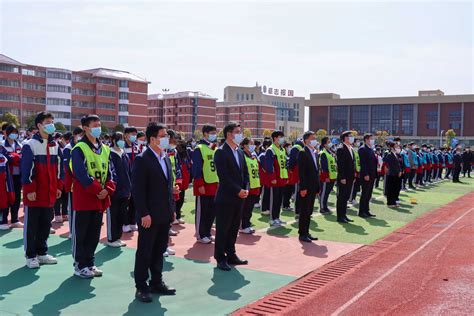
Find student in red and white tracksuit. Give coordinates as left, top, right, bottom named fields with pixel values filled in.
left=0, top=152, right=15, bottom=229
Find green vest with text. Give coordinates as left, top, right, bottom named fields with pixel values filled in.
left=197, top=144, right=218, bottom=183
left=353, top=149, right=360, bottom=173
left=245, top=155, right=261, bottom=189
left=271, top=143, right=288, bottom=179
left=320, top=149, right=338, bottom=180
left=70, top=142, right=110, bottom=186
left=169, top=154, right=176, bottom=187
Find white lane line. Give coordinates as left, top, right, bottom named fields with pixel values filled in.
left=331, top=206, right=474, bottom=316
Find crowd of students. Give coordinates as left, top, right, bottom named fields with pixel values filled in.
left=0, top=111, right=473, bottom=300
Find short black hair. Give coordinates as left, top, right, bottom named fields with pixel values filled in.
left=145, top=122, right=167, bottom=143
left=63, top=132, right=72, bottom=141
left=241, top=137, right=251, bottom=147
left=223, top=122, right=240, bottom=139
left=1, top=123, right=9, bottom=132
left=303, top=130, right=315, bottom=141
left=27, top=126, right=37, bottom=132
left=321, top=136, right=330, bottom=146
left=393, top=137, right=401, bottom=142
left=111, top=132, right=124, bottom=146
left=80, top=114, right=100, bottom=127
left=137, top=131, right=145, bottom=138
left=5, top=124, right=18, bottom=135
left=124, top=127, right=138, bottom=134
left=35, top=111, right=54, bottom=129
left=167, top=129, right=177, bottom=139
left=363, top=133, right=373, bottom=141
left=271, top=130, right=284, bottom=140
left=72, top=126, right=84, bottom=136
left=254, top=140, right=261, bottom=146
left=202, top=124, right=216, bottom=134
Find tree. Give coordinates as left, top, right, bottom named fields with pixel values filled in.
left=25, top=114, right=36, bottom=128
left=262, top=129, right=272, bottom=138
left=101, top=125, right=109, bottom=134
left=176, top=130, right=186, bottom=140
left=351, top=130, right=359, bottom=137
left=0, top=112, right=20, bottom=127
left=243, top=128, right=252, bottom=138
left=288, top=130, right=300, bottom=143
left=113, top=124, right=125, bottom=132
left=217, top=129, right=224, bottom=138
left=193, top=129, right=203, bottom=140
left=375, top=130, right=389, bottom=145
left=55, top=122, right=67, bottom=132
left=316, top=129, right=327, bottom=141
left=445, top=129, right=456, bottom=147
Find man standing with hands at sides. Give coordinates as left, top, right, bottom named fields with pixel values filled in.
left=319, top=137, right=337, bottom=214
left=132, top=123, right=179, bottom=302
left=192, top=124, right=219, bottom=244
left=21, top=111, right=62, bottom=268
left=297, top=131, right=320, bottom=242
left=336, top=131, right=356, bottom=223
left=214, top=122, right=249, bottom=271
left=358, top=133, right=378, bottom=218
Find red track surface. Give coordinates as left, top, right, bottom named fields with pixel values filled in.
left=235, top=191, right=474, bottom=315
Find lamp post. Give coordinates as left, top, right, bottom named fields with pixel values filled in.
left=440, top=130, right=444, bottom=148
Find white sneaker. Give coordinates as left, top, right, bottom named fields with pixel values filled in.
left=210, top=236, right=215, bottom=242
left=239, top=227, right=254, bottom=234
left=276, top=219, right=287, bottom=225
left=261, top=210, right=271, bottom=216
left=163, top=251, right=169, bottom=257
left=0, top=224, right=11, bottom=230
left=166, top=247, right=176, bottom=255
left=122, top=225, right=132, bottom=233
left=89, top=266, right=103, bottom=277
left=26, top=257, right=40, bottom=269
left=68, top=234, right=72, bottom=239
left=49, top=228, right=56, bottom=234
left=10, top=222, right=23, bottom=228
left=177, top=218, right=185, bottom=224
left=169, top=229, right=179, bottom=236
left=172, top=219, right=180, bottom=225
left=130, top=224, right=139, bottom=231
left=106, top=240, right=122, bottom=248
left=74, top=267, right=94, bottom=279
left=38, top=254, right=58, bottom=265
left=197, top=237, right=212, bottom=244
left=270, top=220, right=282, bottom=227
left=351, top=199, right=358, bottom=205
left=118, top=240, right=126, bottom=247
left=254, top=203, right=261, bottom=208
left=54, top=215, right=63, bottom=223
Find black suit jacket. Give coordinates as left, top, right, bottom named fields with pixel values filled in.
left=336, top=144, right=355, bottom=181
left=214, top=142, right=250, bottom=204
left=131, top=148, right=174, bottom=225
left=297, top=146, right=320, bottom=193
left=358, top=145, right=378, bottom=179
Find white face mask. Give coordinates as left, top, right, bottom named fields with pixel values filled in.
left=395, top=148, right=401, bottom=154
left=369, top=139, right=375, bottom=146
left=348, top=136, right=355, bottom=144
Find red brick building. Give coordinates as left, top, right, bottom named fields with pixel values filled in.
left=0, top=54, right=149, bottom=130
left=216, top=102, right=276, bottom=137
left=147, top=91, right=217, bottom=138
left=306, top=90, right=474, bottom=145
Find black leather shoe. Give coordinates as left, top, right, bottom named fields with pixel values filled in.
left=227, top=256, right=248, bottom=265
left=299, top=236, right=312, bottom=242
left=135, top=290, right=153, bottom=303
left=217, top=261, right=232, bottom=271
left=337, top=218, right=349, bottom=223
left=320, top=209, right=331, bottom=214
left=345, top=217, right=354, bottom=222
left=367, top=212, right=376, bottom=217
left=150, top=282, right=176, bottom=295
left=308, top=235, right=318, bottom=241
left=358, top=213, right=370, bottom=218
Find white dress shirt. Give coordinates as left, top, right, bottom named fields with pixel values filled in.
left=149, top=146, right=168, bottom=179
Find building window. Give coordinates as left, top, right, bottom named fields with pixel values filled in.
left=0, top=64, right=19, bottom=73
left=72, top=101, right=95, bottom=108
left=72, top=75, right=95, bottom=83
left=351, top=105, right=369, bottom=133
left=426, top=110, right=438, bottom=130
left=72, top=88, right=95, bottom=96
left=0, top=107, right=20, bottom=116
left=246, top=94, right=249, bottom=101
left=119, top=116, right=128, bottom=124
left=371, top=105, right=391, bottom=133
left=449, top=110, right=461, bottom=129
left=101, top=115, right=116, bottom=122
left=119, top=104, right=128, bottom=112
left=98, top=90, right=116, bottom=98
left=47, top=98, right=71, bottom=106
left=72, top=113, right=88, bottom=120
left=0, top=93, right=20, bottom=102
left=251, top=94, right=254, bottom=100
left=47, top=84, right=71, bottom=93
left=22, top=68, right=46, bottom=77
left=97, top=103, right=116, bottom=110
left=47, top=71, right=71, bottom=80
left=329, top=106, right=348, bottom=134
left=401, top=104, right=414, bottom=135
left=23, top=96, right=46, bottom=104
left=98, top=78, right=117, bottom=85
left=50, top=111, right=71, bottom=119
left=119, top=92, right=128, bottom=100
left=392, top=105, right=400, bottom=134
left=23, top=82, right=45, bottom=91
left=0, top=79, right=20, bottom=87
left=119, top=80, right=128, bottom=88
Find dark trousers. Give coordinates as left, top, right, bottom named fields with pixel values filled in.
left=445, top=167, right=452, bottom=178
left=462, top=165, right=471, bottom=177
left=386, top=175, right=400, bottom=205
left=107, top=197, right=128, bottom=242
left=453, top=166, right=461, bottom=182
left=241, top=194, right=257, bottom=229
left=8, top=175, right=21, bottom=223
left=67, top=193, right=73, bottom=234
left=350, top=178, right=360, bottom=200
left=195, top=195, right=215, bottom=239
left=282, top=184, right=294, bottom=208
left=294, top=184, right=301, bottom=215
left=0, top=208, right=8, bottom=225
left=298, top=190, right=316, bottom=237
left=336, top=180, right=352, bottom=220
left=214, top=198, right=244, bottom=263
left=125, top=198, right=136, bottom=226
left=270, top=186, right=283, bottom=220
left=261, top=186, right=270, bottom=212
left=134, top=221, right=169, bottom=291
left=24, top=206, right=53, bottom=258
left=54, top=189, right=68, bottom=216
left=415, top=172, right=423, bottom=185
left=175, top=190, right=185, bottom=219
left=438, top=167, right=444, bottom=179
left=319, top=181, right=335, bottom=211
left=401, top=173, right=407, bottom=189
left=72, top=210, right=103, bottom=269
left=408, top=170, right=416, bottom=187
left=359, top=179, right=375, bottom=215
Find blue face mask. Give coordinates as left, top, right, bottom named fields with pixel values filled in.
left=248, top=145, right=256, bottom=152
left=91, top=127, right=101, bottom=138
left=129, top=135, right=137, bottom=143
left=137, top=139, right=145, bottom=145
left=208, top=134, right=217, bottom=142
left=43, top=123, right=56, bottom=135
left=117, top=140, right=125, bottom=149
left=310, top=139, right=318, bottom=148
left=8, top=133, right=19, bottom=140
left=278, top=137, right=285, bottom=145
left=158, top=137, right=169, bottom=150
left=233, top=133, right=243, bottom=144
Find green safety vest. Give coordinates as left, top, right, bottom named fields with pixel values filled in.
left=271, top=143, right=288, bottom=179
left=245, top=155, right=261, bottom=189
left=319, top=149, right=338, bottom=180
left=293, top=144, right=304, bottom=152
left=70, top=142, right=110, bottom=186
left=353, top=148, right=360, bottom=173
left=169, top=154, right=176, bottom=187
left=197, top=144, right=218, bottom=183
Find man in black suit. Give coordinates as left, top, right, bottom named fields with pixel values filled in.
left=297, top=131, right=320, bottom=242
left=132, top=123, right=179, bottom=303
left=336, top=131, right=355, bottom=223
left=213, top=122, right=250, bottom=271
left=358, top=133, right=378, bottom=218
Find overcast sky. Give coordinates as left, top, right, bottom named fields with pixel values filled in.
left=1, top=0, right=472, bottom=101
